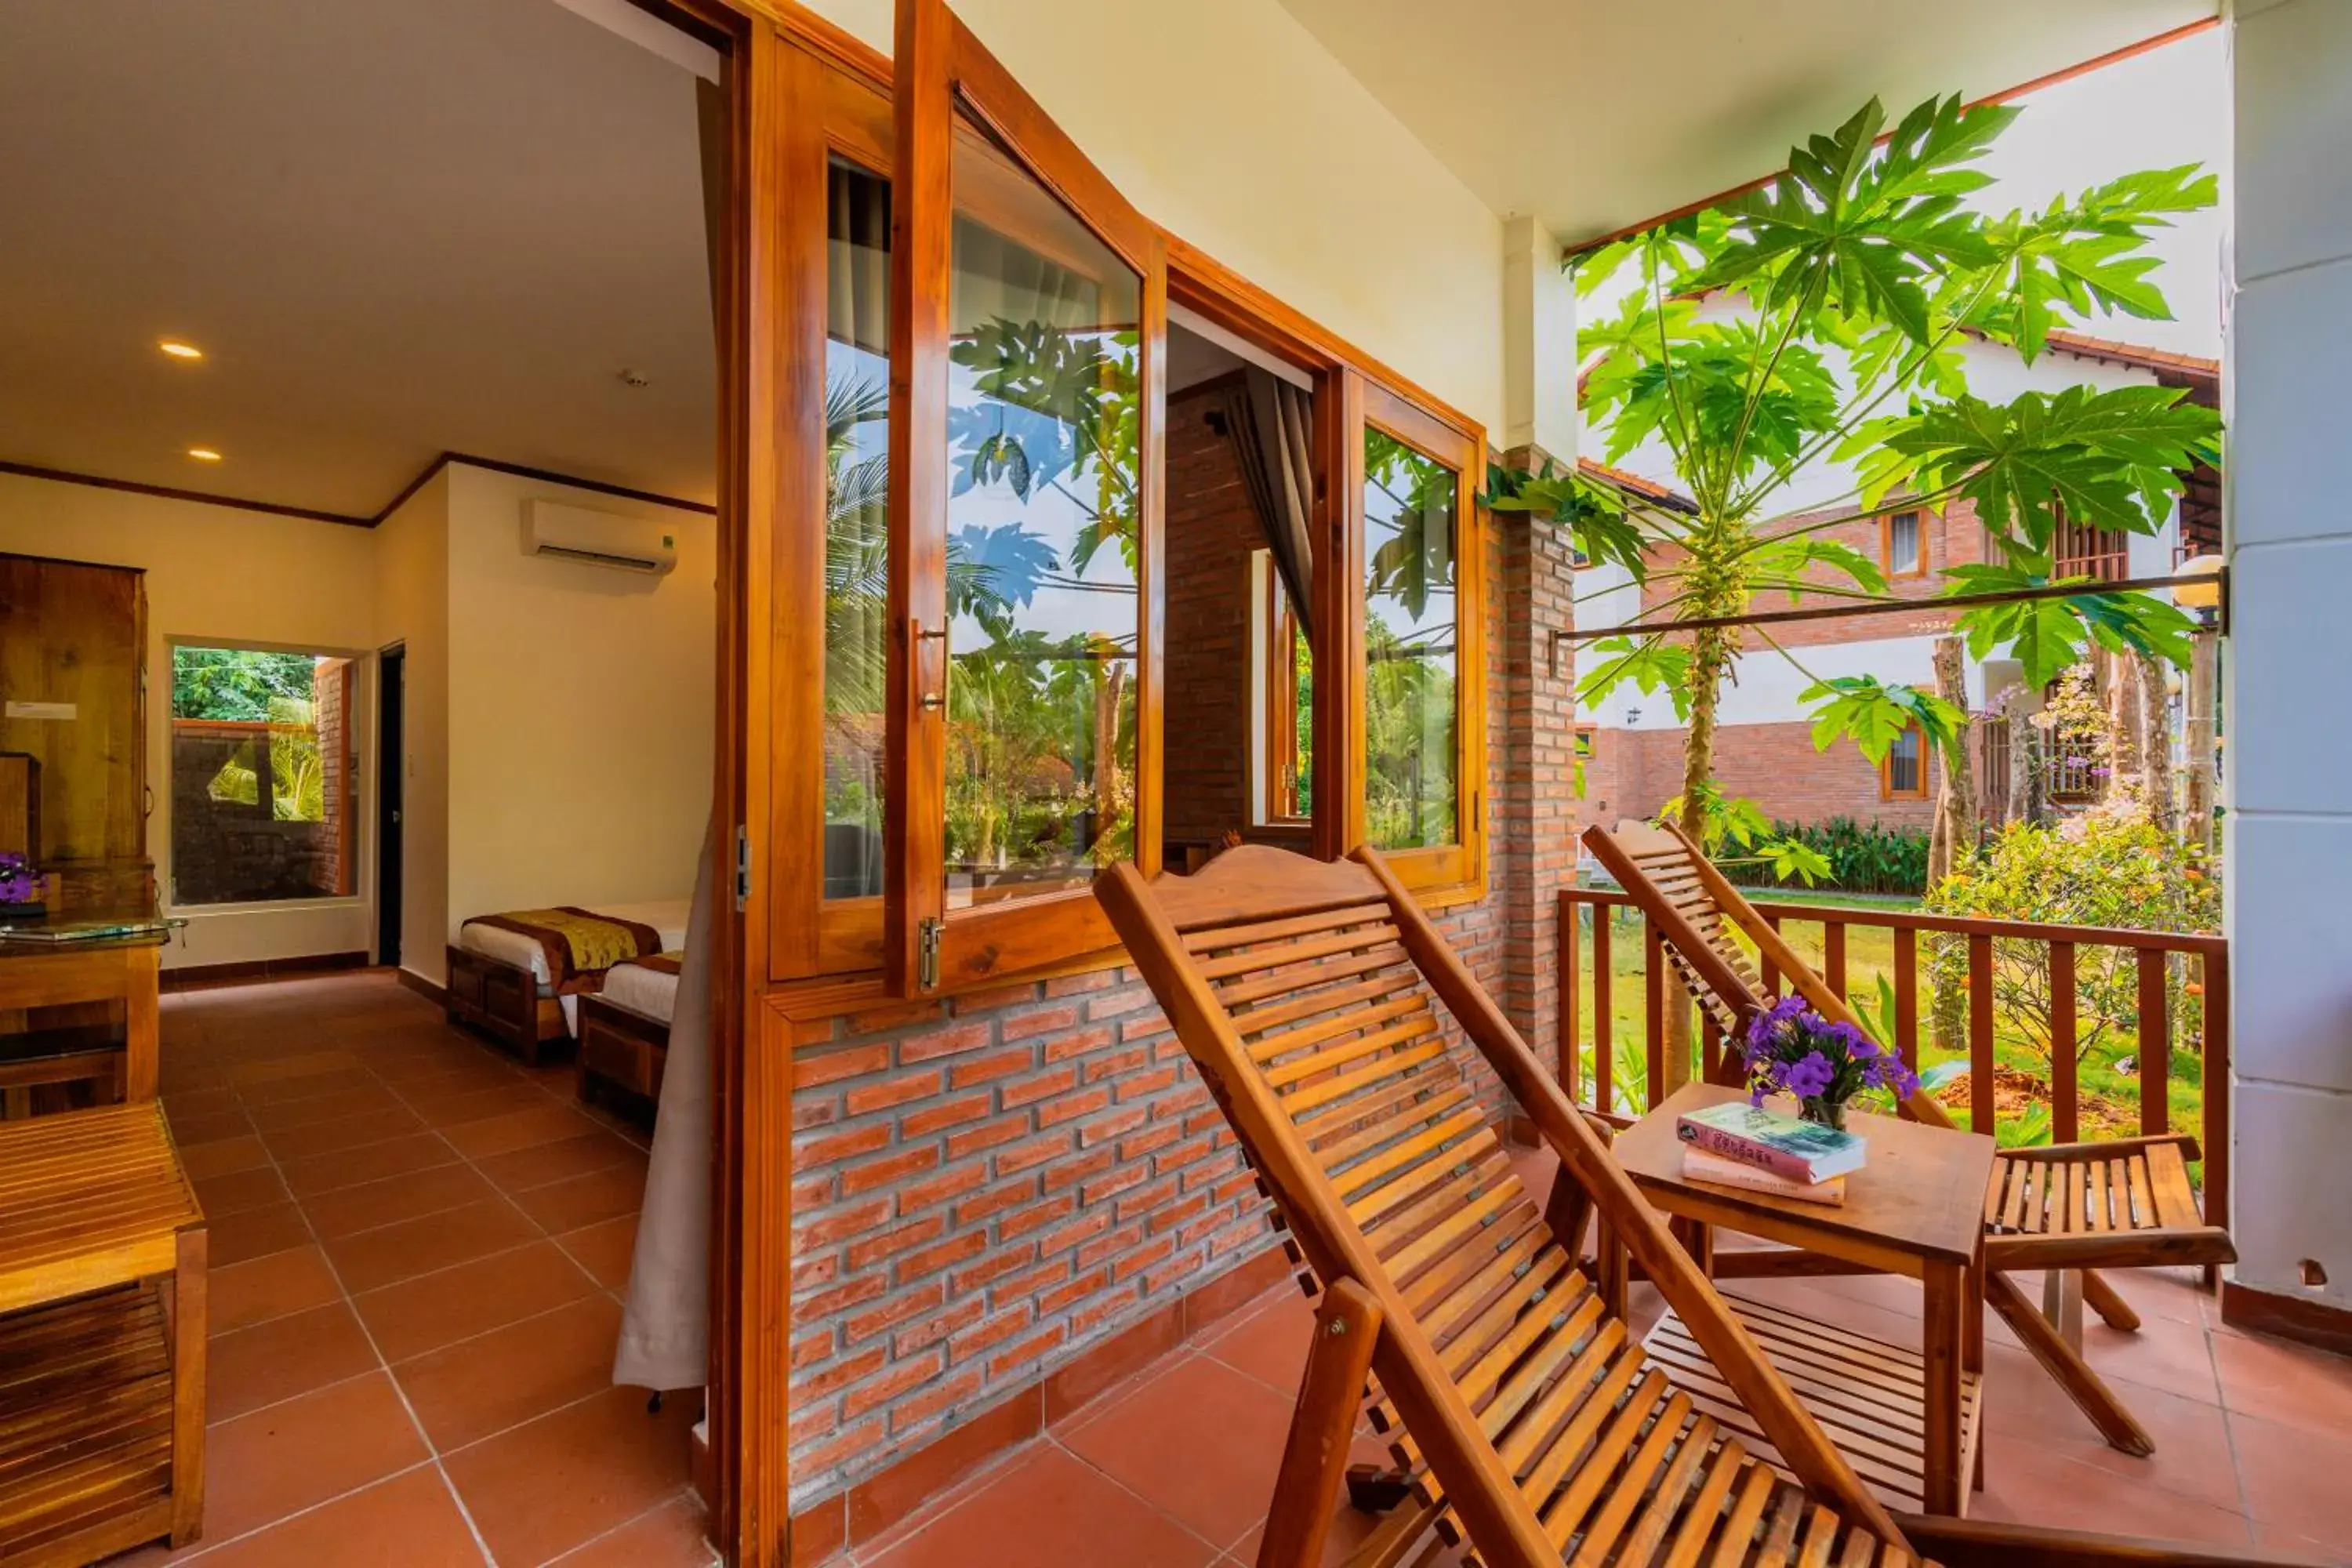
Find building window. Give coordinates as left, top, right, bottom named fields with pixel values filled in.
left=1254, top=552, right=1311, bottom=825
left=169, top=645, right=354, bottom=905
left=1882, top=510, right=1925, bottom=578
left=1879, top=724, right=1928, bottom=800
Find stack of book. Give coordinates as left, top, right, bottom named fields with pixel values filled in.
left=1675, top=1100, right=1867, bottom=1207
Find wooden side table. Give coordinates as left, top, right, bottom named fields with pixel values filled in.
left=0, top=931, right=166, bottom=1105
left=0, top=1102, right=205, bottom=1564
left=1612, top=1082, right=1998, bottom=1516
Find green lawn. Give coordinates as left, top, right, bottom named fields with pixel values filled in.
left=1560, top=897, right=2213, bottom=1178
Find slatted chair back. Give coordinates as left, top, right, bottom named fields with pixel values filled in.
left=1098, top=844, right=1917, bottom=1567
left=1582, top=820, right=1972, bottom=1131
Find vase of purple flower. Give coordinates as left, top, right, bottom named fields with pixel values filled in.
left=0, top=851, right=43, bottom=919
left=1740, top=993, right=1920, bottom=1131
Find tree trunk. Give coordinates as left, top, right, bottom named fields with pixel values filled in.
left=2184, top=629, right=2217, bottom=851
left=1661, top=624, right=1735, bottom=1099
left=2103, top=652, right=2142, bottom=806
left=1926, top=637, right=1974, bottom=886
left=2140, top=652, right=2175, bottom=834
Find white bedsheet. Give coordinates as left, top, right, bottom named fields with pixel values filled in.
left=600, top=956, right=681, bottom=1025
left=456, top=899, right=695, bottom=986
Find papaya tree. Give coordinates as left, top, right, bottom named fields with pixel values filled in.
left=1497, top=95, right=2222, bottom=1094
left=1500, top=94, right=2221, bottom=880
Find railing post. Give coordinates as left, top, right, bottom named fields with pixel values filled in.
left=1642, top=916, right=1666, bottom=1110
left=1893, top=927, right=1918, bottom=1072
left=2203, top=948, right=2230, bottom=1235
left=1823, top=920, right=1847, bottom=1000
left=2050, top=941, right=2078, bottom=1145
left=1592, top=909, right=1613, bottom=1116
left=1967, top=934, right=1995, bottom=1134
left=2138, top=948, right=2170, bottom=1138
left=1559, top=894, right=1580, bottom=1105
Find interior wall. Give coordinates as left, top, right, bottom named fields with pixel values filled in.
left=372, top=469, right=453, bottom=988
left=2226, top=0, right=2352, bottom=1313
left=796, top=0, right=1508, bottom=434
left=0, top=471, right=379, bottom=969
left=443, top=465, right=715, bottom=949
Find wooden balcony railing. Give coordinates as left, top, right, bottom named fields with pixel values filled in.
left=1555, top=887, right=2230, bottom=1230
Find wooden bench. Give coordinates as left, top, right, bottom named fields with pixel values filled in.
left=0, top=1101, right=205, bottom=1565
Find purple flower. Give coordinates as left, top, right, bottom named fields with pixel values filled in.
left=1784, top=1051, right=1836, bottom=1100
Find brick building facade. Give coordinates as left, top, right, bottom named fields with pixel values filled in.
left=785, top=443, right=1567, bottom=1532
left=1160, top=379, right=1262, bottom=858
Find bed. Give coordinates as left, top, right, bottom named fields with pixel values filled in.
left=445, top=899, right=691, bottom=1064
left=576, top=952, right=681, bottom=1115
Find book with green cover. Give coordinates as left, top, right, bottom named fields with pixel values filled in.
left=1675, top=1099, right=1867, bottom=1184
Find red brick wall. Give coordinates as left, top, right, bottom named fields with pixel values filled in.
left=786, top=492, right=1534, bottom=1511
left=1588, top=723, right=1933, bottom=830
left=1161, top=385, right=1259, bottom=857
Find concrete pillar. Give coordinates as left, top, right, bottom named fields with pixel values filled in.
left=1501, top=214, right=1577, bottom=466
left=2225, top=0, right=2352, bottom=1321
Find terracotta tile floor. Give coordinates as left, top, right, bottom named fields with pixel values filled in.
left=822, top=1145, right=2352, bottom=1567
left=100, top=971, right=712, bottom=1568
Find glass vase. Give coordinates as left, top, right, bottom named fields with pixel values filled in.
left=1799, top=1097, right=1847, bottom=1132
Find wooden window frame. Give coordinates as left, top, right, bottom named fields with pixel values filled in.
left=1252, top=551, right=1310, bottom=828
left=1355, top=379, right=1487, bottom=902
left=1878, top=724, right=1929, bottom=800
left=883, top=0, right=1167, bottom=995
left=1880, top=508, right=1927, bottom=579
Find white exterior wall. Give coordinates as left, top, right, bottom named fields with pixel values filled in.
left=2225, top=0, right=2352, bottom=1312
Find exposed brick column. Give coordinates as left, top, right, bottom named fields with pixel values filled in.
left=1492, top=443, right=1579, bottom=1078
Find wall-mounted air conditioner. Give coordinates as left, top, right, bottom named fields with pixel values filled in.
left=523, top=499, right=678, bottom=575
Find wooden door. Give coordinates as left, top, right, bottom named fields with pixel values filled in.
left=0, top=554, right=149, bottom=906
left=883, top=0, right=1167, bottom=993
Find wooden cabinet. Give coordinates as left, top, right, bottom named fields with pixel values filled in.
left=0, top=554, right=151, bottom=909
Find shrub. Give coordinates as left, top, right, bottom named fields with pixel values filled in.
left=1719, top=816, right=1930, bottom=896
left=1921, top=815, right=2219, bottom=1072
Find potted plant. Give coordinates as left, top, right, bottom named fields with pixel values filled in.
left=1740, top=994, right=1919, bottom=1130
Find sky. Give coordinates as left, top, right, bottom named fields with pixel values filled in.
left=1970, top=24, right=2228, bottom=358
left=1581, top=24, right=2230, bottom=364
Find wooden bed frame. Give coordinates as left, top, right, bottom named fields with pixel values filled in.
left=577, top=992, right=669, bottom=1119
left=442, top=942, right=570, bottom=1065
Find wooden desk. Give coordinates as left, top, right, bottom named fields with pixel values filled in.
left=0, top=935, right=162, bottom=1103
left=0, top=1102, right=205, bottom=1563
left=1613, top=1082, right=1998, bottom=1516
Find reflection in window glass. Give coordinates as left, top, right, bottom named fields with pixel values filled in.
left=170, top=646, right=353, bottom=904
left=943, top=121, right=1142, bottom=908
left=1258, top=560, right=1311, bottom=823
left=1363, top=430, right=1457, bottom=850
left=823, top=158, right=891, bottom=899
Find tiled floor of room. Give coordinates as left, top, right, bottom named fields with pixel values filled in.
left=107, top=971, right=713, bottom=1568
left=822, top=1145, right=2352, bottom=1568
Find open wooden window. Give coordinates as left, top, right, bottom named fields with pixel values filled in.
left=885, top=0, right=1165, bottom=993
left=1353, top=380, right=1484, bottom=895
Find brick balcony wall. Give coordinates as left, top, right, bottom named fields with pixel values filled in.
left=784, top=495, right=1543, bottom=1511
left=1590, top=722, right=1933, bottom=830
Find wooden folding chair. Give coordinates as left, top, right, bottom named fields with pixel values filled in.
left=1098, top=845, right=1926, bottom=1568
left=1584, top=819, right=2237, bottom=1458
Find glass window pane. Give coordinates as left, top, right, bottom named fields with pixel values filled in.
left=1363, top=429, right=1458, bottom=850
left=1887, top=728, right=1922, bottom=794
left=170, top=646, right=351, bottom=904
left=824, top=158, right=891, bottom=900
left=943, top=121, right=1142, bottom=909
left=1889, top=511, right=1921, bottom=575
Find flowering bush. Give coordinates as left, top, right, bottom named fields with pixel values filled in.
left=1740, top=994, right=1921, bottom=1120
left=1922, top=815, right=2219, bottom=1069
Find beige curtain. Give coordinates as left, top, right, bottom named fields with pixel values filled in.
left=613, top=817, right=715, bottom=1392
left=1221, top=368, right=1316, bottom=630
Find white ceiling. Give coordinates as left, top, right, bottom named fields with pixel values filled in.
left=1272, top=0, right=2221, bottom=245
left=0, top=0, right=717, bottom=519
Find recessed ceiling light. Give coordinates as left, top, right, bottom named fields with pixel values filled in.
left=158, top=340, right=205, bottom=361
left=186, top=447, right=223, bottom=463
